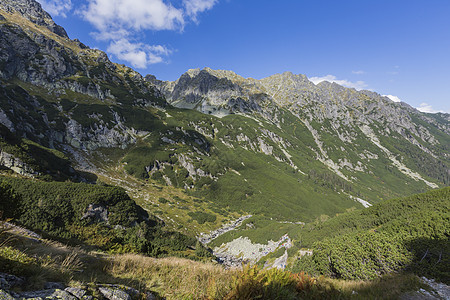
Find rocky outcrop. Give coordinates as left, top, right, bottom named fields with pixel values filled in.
left=0, top=150, right=38, bottom=177
left=65, top=118, right=135, bottom=151
left=81, top=203, right=109, bottom=224
left=0, top=0, right=68, bottom=37
left=0, top=272, right=156, bottom=300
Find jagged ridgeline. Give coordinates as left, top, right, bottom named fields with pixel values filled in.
left=0, top=0, right=449, bottom=232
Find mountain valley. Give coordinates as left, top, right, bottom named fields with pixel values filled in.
left=0, top=1, right=449, bottom=298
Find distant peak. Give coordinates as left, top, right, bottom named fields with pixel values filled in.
left=186, top=68, right=201, bottom=77
left=0, top=0, right=68, bottom=38
left=262, top=71, right=309, bottom=83
left=201, top=67, right=240, bottom=78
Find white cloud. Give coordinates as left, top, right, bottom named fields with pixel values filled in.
left=383, top=95, right=402, bottom=102
left=107, top=39, right=172, bottom=68
left=184, top=0, right=217, bottom=21
left=83, top=0, right=184, bottom=33
left=81, top=0, right=218, bottom=68
left=416, top=103, right=449, bottom=114
left=37, top=0, right=72, bottom=17
left=352, top=70, right=365, bottom=75
left=309, top=75, right=368, bottom=90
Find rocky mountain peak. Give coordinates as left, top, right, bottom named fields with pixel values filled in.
left=0, top=0, right=68, bottom=37
left=201, top=67, right=246, bottom=82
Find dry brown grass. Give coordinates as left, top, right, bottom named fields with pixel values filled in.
left=108, top=254, right=237, bottom=299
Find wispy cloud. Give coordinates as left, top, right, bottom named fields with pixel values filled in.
left=383, top=95, right=402, bottom=102
left=416, top=103, right=449, bottom=114
left=184, top=0, right=217, bottom=21
left=37, top=0, right=72, bottom=17
left=352, top=70, right=365, bottom=75
left=309, top=75, right=368, bottom=90
left=81, top=0, right=218, bottom=69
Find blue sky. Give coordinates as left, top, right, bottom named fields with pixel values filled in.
left=39, top=0, right=450, bottom=113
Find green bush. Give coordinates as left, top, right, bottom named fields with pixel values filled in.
left=188, top=211, right=217, bottom=224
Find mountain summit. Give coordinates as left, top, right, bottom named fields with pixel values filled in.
left=0, top=0, right=67, bottom=37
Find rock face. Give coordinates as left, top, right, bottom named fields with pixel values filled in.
left=148, top=68, right=273, bottom=117
left=0, top=0, right=165, bottom=153
left=0, top=0, right=68, bottom=37
left=0, top=151, right=38, bottom=177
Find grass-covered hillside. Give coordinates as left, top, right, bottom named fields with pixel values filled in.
left=290, top=187, right=450, bottom=282
left=0, top=176, right=212, bottom=260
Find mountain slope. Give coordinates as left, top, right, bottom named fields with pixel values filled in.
left=291, top=187, right=450, bottom=282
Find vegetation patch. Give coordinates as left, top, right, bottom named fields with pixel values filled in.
left=291, top=187, right=450, bottom=282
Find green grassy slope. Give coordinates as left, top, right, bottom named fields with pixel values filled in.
left=290, top=187, right=449, bottom=282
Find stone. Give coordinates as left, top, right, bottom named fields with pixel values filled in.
left=81, top=204, right=109, bottom=223
left=0, top=290, right=15, bottom=300
left=19, top=289, right=77, bottom=300
left=98, top=287, right=131, bottom=300
left=0, top=273, right=24, bottom=289
left=44, top=282, right=65, bottom=290
left=65, top=287, right=87, bottom=299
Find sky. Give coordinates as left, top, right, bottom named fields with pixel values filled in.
left=38, top=0, right=450, bottom=113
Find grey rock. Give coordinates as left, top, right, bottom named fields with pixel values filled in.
left=0, top=151, right=39, bottom=177
left=44, top=282, right=65, bottom=290
left=81, top=204, right=109, bottom=223
left=151, top=68, right=268, bottom=117
left=51, top=289, right=78, bottom=300
left=421, top=277, right=450, bottom=300
left=64, top=287, right=87, bottom=299
left=18, top=289, right=78, bottom=300
left=0, top=290, right=15, bottom=300
left=98, top=287, right=131, bottom=300
left=0, top=273, right=24, bottom=289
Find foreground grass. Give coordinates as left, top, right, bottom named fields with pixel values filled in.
left=0, top=229, right=427, bottom=299
left=109, top=254, right=235, bottom=299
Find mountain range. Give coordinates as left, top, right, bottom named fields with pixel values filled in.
left=0, top=0, right=449, bottom=260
